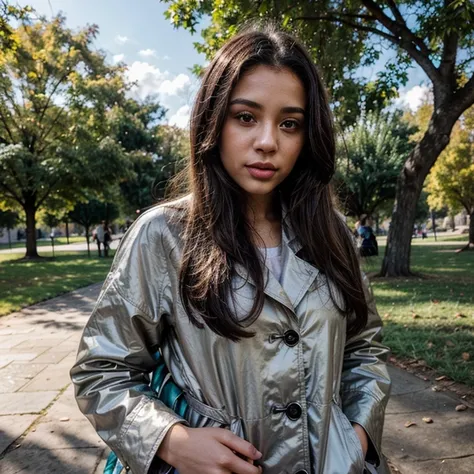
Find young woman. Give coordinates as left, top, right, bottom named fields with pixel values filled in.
left=71, top=25, right=391, bottom=474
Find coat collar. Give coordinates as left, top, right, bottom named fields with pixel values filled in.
left=234, top=204, right=319, bottom=314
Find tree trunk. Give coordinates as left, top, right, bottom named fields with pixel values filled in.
left=456, top=211, right=474, bottom=252
left=469, top=212, right=474, bottom=246
left=65, top=218, right=70, bottom=244
left=24, top=200, right=39, bottom=259
left=7, top=227, right=12, bottom=250
left=85, top=226, right=91, bottom=258
left=381, top=110, right=458, bottom=276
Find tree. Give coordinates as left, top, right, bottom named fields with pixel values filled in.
left=110, top=98, right=166, bottom=213
left=426, top=120, right=474, bottom=249
left=0, top=1, right=31, bottom=52
left=42, top=212, right=59, bottom=230
left=68, top=199, right=119, bottom=257
left=0, top=208, right=18, bottom=248
left=154, top=124, right=190, bottom=198
left=0, top=15, right=132, bottom=259
left=119, top=123, right=190, bottom=213
left=162, top=0, right=474, bottom=276
left=335, top=110, right=414, bottom=219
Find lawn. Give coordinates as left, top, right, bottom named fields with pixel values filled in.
left=0, top=250, right=114, bottom=316
left=363, top=236, right=474, bottom=386
left=1, top=234, right=473, bottom=386
left=0, top=235, right=87, bottom=250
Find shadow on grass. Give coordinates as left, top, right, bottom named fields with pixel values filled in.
left=0, top=252, right=113, bottom=317
left=383, top=320, right=474, bottom=386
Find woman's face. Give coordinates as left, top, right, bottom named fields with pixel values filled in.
left=220, top=64, right=306, bottom=199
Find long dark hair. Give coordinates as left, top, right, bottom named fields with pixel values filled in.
left=176, top=24, right=368, bottom=341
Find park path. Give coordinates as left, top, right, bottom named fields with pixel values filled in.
left=1, top=284, right=474, bottom=473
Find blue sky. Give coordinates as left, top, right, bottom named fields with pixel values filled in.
left=20, top=0, right=429, bottom=127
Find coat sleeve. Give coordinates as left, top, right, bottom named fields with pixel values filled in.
left=340, top=273, right=391, bottom=466
left=70, top=211, right=187, bottom=474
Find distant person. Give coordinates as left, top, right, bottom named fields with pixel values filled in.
left=353, top=220, right=361, bottom=238
left=94, top=221, right=106, bottom=257
left=421, top=223, right=428, bottom=239
left=358, top=216, right=378, bottom=257
left=103, top=223, right=112, bottom=257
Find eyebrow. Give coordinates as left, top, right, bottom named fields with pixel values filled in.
left=229, top=98, right=305, bottom=115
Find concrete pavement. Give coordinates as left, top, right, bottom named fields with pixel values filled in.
left=1, top=284, right=474, bottom=473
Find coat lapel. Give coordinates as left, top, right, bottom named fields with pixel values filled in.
left=233, top=213, right=320, bottom=314
left=279, top=221, right=320, bottom=311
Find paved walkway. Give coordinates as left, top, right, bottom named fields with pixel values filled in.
left=1, top=285, right=473, bottom=473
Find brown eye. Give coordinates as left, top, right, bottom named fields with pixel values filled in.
left=281, top=119, right=299, bottom=130
left=236, top=112, right=255, bottom=124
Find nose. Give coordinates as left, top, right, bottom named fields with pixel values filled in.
left=254, top=122, right=278, bottom=154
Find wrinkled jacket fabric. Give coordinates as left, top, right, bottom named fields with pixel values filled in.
left=71, top=199, right=391, bottom=474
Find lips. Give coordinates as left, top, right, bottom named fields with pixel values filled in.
left=245, top=162, right=277, bottom=180
left=246, top=162, right=277, bottom=170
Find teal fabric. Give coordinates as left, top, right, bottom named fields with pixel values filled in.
left=103, top=352, right=187, bottom=474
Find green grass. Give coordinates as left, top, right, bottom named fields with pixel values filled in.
left=1, top=233, right=473, bottom=386
left=363, top=237, right=474, bottom=386
left=0, top=236, right=86, bottom=250
left=0, top=250, right=114, bottom=316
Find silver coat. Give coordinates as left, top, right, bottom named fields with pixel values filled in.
left=71, top=198, right=391, bottom=474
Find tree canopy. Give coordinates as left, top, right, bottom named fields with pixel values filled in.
left=426, top=112, right=474, bottom=246
left=335, top=110, right=415, bottom=218
left=0, top=15, right=133, bottom=257
left=163, top=0, right=474, bottom=123
left=162, top=0, right=474, bottom=276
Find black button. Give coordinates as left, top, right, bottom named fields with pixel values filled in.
left=284, top=330, right=299, bottom=346
left=286, top=402, right=302, bottom=420
left=295, top=471, right=309, bottom=474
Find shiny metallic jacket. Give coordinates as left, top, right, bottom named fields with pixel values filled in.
left=71, top=199, right=391, bottom=474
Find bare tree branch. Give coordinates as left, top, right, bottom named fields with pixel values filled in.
left=336, top=12, right=376, bottom=21
left=451, top=187, right=471, bottom=212
left=4, top=157, right=26, bottom=194
left=294, top=15, right=399, bottom=44
left=0, top=180, right=24, bottom=206
left=37, top=177, right=60, bottom=208
left=0, top=107, right=15, bottom=143
left=37, top=71, right=71, bottom=126
left=366, top=0, right=431, bottom=56
left=37, top=106, right=66, bottom=153
left=361, top=0, right=442, bottom=88
left=452, top=73, right=474, bottom=115
left=458, top=55, right=474, bottom=70
left=385, top=0, right=406, bottom=25
left=439, top=31, right=459, bottom=81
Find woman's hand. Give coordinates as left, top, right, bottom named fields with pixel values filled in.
left=157, top=424, right=263, bottom=473
left=352, top=422, right=369, bottom=458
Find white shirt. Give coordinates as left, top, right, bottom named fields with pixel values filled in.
left=95, top=225, right=105, bottom=243
left=258, top=245, right=283, bottom=283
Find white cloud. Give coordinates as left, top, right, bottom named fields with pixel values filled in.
left=115, top=35, right=129, bottom=45
left=113, top=54, right=125, bottom=64
left=158, top=73, right=191, bottom=96
left=139, top=49, right=157, bottom=58
left=126, top=61, right=191, bottom=101
left=162, top=55, right=171, bottom=61
left=169, top=105, right=191, bottom=129
left=395, top=85, right=431, bottom=111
